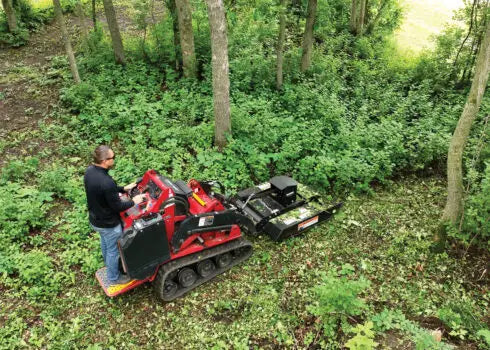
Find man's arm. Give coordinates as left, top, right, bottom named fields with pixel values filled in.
left=117, top=183, right=137, bottom=193
left=104, top=184, right=135, bottom=213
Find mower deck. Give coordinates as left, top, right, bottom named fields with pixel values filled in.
left=232, top=176, right=342, bottom=241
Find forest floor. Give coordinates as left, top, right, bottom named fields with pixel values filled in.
left=1, top=5, right=489, bottom=350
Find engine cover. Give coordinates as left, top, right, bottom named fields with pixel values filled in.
left=118, top=214, right=171, bottom=280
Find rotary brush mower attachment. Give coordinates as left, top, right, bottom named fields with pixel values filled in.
left=231, top=176, right=342, bottom=241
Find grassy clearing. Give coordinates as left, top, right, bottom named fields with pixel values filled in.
left=395, top=0, right=464, bottom=53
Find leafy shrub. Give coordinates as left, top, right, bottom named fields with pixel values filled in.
left=0, top=27, right=29, bottom=47
left=0, top=182, right=53, bottom=242
left=38, top=164, right=83, bottom=203
left=0, top=157, right=39, bottom=183
left=345, top=321, right=378, bottom=350
left=60, top=82, right=102, bottom=113
left=372, top=309, right=452, bottom=350
left=437, top=300, right=486, bottom=341
left=7, top=249, right=65, bottom=300
left=460, top=162, right=490, bottom=248
left=308, top=264, right=370, bottom=339
left=0, top=0, right=75, bottom=47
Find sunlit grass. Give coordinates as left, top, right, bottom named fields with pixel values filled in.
left=395, top=0, right=465, bottom=53
left=30, top=0, right=53, bottom=9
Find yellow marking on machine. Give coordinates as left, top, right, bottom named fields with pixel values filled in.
left=107, top=279, right=137, bottom=295
left=193, top=192, right=206, bottom=206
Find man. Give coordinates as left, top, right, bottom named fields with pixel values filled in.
left=84, top=145, right=145, bottom=285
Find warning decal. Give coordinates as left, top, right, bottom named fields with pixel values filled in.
left=257, top=182, right=271, bottom=191
left=298, top=216, right=319, bottom=231
left=198, top=216, right=214, bottom=227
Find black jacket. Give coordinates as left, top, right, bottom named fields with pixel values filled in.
left=84, top=165, right=134, bottom=228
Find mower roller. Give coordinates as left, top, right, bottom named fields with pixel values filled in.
left=95, top=170, right=341, bottom=300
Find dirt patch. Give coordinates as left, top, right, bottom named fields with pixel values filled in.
left=0, top=79, right=58, bottom=137
left=0, top=18, right=75, bottom=138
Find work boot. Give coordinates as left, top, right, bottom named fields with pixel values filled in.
left=111, top=274, right=131, bottom=285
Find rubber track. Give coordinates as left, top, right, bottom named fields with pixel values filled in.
left=153, top=237, right=253, bottom=301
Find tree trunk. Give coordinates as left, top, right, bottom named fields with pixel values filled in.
left=276, top=0, right=286, bottom=90
left=350, top=0, right=367, bottom=35
left=102, top=0, right=125, bottom=65
left=350, top=0, right=357, bottom=33
left=205, top=0, right=231, bottom=150
left=300, top=0, right=317, bottom=72
left=53, top=0, right=81, bottom=84
left=167, top=0, right=181, bottom=72
left=176, top=0, right=197, bottom=78
left=357, top=0, right=367, bottom=35
left=2, top=0, right=17, bottom=32
left=435, top=20, right=490, bottom=249
left=92, top=0, right=96, bottom=26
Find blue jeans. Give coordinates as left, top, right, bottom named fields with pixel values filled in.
left=91, top=224, right=123, bottom=282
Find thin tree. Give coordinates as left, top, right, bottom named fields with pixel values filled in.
left=350, top=0, right=356, bottom=32
left=92, top=0, right=96, bottom=26
left=205, top=0, right=231, bottom=149
left=176, top=0, right=197, bottom=78
left=1, top=0, right=17, bottom=32
left=276, top=0, right=287, bottom=89
left=300, top=0, right=317, bottom=72
left=167, top=0, right=181, bottom=72
left=435, top=20, right=490, bottom=249
left=102, top=0, right=125, bottom=65
left=53, top=0, right=81, bottom=84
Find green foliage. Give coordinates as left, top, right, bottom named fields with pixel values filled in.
left=437, top=300, right=487, bottom=341
left=0, top=26, right=29, bottom=47
left=477, top=329, right=490, bottom=347
left=372, top=309, right=451, bottom=350
left=308, top=264, right=370, bottom=339
left=38, top=163, right=84, bottom=203
left=460, top=162, right=490, bottom=247
left=0, top=0, right=75, bottom=47
left=345, top=321, right=378, bottom=350
left=0, top=157, right=39, bottom=183
left=61, top=82, right=102, bottom=113
left=0, top=0, right=488, bottom=348
left=0, top=182, right=53, bottom=242
left=0, top=247, right=67, bottom=301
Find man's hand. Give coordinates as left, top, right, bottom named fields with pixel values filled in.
left=133, top=194, right=146, bottom=205
left=124, top=183, right=137, bottom=192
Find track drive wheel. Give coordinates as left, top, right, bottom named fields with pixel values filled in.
left=196, top=259, right=216, bottom=278
left=178, top=267, right=197, bottom=288
left=153, top=268, right=178, bottom=300
left=215, top=253, right=232, bottom=268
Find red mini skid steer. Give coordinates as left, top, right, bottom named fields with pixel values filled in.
left=95, top=170, right=341, bottom=300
